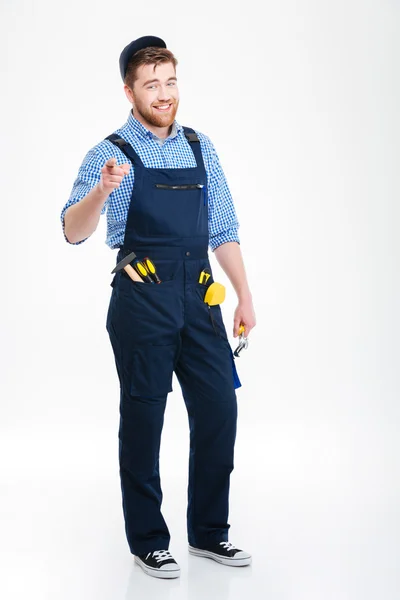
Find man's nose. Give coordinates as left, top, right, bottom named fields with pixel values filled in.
left=158, top=86, right=174, bottom=99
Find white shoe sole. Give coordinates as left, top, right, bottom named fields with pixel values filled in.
left=188, top=545, right=252, bottom=567
left=134, top=555, right=181, bottom=579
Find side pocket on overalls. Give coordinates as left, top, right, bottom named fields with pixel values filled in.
left=130, top=344, right=177, bottom=397
left=208, top=304, right=229, bottom=342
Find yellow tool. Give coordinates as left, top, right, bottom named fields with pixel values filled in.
left=143, top=256, right=162, bottom=284
left=133, top=260, right=154, bottom=284
left=204, top=282, right=226, bottom=306
left=198, top=268, right=211, bottom=285
left=234, top=324, right=249, bottom=357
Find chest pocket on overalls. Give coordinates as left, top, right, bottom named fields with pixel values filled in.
left=145, top=183, right=207, bottom=238
left=155, top=183, right=207, bottom=205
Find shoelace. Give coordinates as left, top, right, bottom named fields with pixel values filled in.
left=219, top=541, right=237, bottom=551
left=146, top=550, right=174, bottom=563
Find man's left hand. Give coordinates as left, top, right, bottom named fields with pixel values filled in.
left=233, top=297, right=256, bottom=338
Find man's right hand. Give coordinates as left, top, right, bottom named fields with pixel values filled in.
left=99, top=157, right=131, bottom=194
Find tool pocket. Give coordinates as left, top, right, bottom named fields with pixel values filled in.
left=130, top=344, right=176, bottom=397
left=119, top=268, right=176, bottom=288
left=208, top=304, right=229, bottom=341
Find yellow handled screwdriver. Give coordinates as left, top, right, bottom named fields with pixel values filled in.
left=143, top=256, right=162, bottom=284
left=132, top=260, right=154, bottom=284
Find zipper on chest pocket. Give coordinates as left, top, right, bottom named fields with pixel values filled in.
left=155, top=183, right=207, bottom=205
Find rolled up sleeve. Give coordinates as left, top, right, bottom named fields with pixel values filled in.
left=207, top=141, right=240, bottom=252
left=60, top=148, right=108, bottom=245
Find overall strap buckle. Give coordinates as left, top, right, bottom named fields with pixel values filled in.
left=105, top=134, right=128, bottom=148
left=105, top=133, right=141, bottom=165
left=183, top=127, right=200, bottom=143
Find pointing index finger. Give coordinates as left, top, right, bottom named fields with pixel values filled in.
left=105, top=157, right=117, bottom=169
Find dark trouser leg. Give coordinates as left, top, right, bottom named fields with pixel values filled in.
left=118, top=391, right=171, bottom=555
left=106, top=295, right=177, bottom=556
left=175, top=318, right=238, bottom=549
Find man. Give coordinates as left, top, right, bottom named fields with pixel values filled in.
left=60, top=36, right=256, bottom=579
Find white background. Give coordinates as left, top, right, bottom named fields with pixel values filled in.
left=1, top=1, right=399, bottom=598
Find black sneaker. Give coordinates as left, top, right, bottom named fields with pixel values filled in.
left=134, top=550, right=181, bottom=579
left=189, top=541, right=252, bottom=566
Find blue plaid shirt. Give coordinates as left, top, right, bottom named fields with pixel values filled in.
left=60, top=111, right=240, bottom=251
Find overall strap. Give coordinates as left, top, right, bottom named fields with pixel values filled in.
left=182, top=126, right=200, bottom=143
left=182, top=126, right=205, bottom=172
left=105, top=133, right=143, bottom=166
left=105, top=127, right=205, bottom=171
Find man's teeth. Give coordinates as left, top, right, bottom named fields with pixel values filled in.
left=155, top=104, right=171, bottom=110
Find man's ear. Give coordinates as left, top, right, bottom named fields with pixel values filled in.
left=123, top=84, right=134, bottom=104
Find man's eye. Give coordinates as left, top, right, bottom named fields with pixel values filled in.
left=147, top=82, right=176, bottom=90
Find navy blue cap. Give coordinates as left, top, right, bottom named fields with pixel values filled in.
left=119, top=35, right=167, bottom=81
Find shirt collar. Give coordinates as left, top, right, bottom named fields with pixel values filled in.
left=126, top=109, right=183, bottom=141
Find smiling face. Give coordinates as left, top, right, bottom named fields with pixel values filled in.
left=125, top=61, right=180, bottom=135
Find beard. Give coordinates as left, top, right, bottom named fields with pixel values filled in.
left=133, top=95, right=179, bottom=128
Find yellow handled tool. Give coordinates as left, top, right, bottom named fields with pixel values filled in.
left=234, top=324, right=249, bottom=357
left=198, top=268, right=211, bottom=285
left=143, top=256, right=162, bottom=284
left=132, top=260, right=154, bottom=284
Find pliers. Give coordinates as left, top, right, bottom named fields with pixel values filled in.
left=233, top=325, right=249, bottom=357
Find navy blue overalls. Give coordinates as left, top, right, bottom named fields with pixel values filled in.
left=105, top=127, right=241, bottom=556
